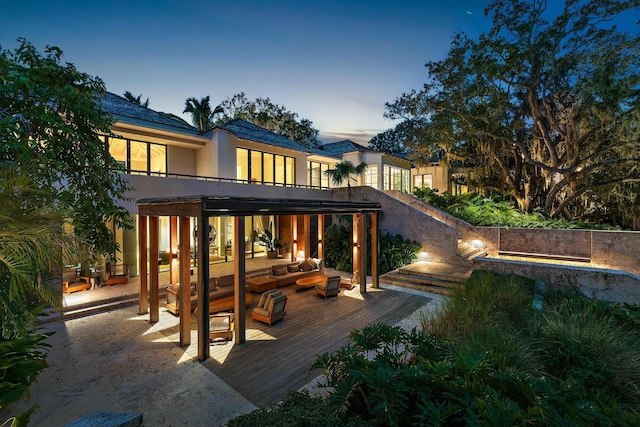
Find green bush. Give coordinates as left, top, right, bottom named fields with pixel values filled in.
left=228, top=271, right=640, bottom=426
left=226, top=390, right=367, bottom=427
left=324, top=219, right=421, bottom=275
left=413, top=186, right=618, bottom=229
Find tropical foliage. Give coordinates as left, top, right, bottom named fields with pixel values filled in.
left=215, top=92, right=320, bottom=147
left=323, top=160, right=367, bottom=199
left=231, top=271, right=640, bottom=426
left=183, top=95, right=223, bottom=131
left=0, top=163, right=75, bottom=425
left=323, top=216, right=420, bottom=275
left=383, top=0, right=640, bottom=228
left=0, top=38, right=133, bottom=257
left=122, top=91, right=149, bottom=108
left=414, top=186, right=618, bottom=229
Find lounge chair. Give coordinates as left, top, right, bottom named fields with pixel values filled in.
left=339, top=270, right=359, bottom=290
left=106, top=263, right=129, bottom=286
left=315, top=275, right=341, bottom=298
left=62, top=269, right=91, bottom=294
left=210, top=312, right=234, bottom=342
left=251, top=290, right=287, bottom=326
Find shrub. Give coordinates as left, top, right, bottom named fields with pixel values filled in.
left=226, top=390, right=367, bottom=427
left=413, top=186, right=618, bottom=229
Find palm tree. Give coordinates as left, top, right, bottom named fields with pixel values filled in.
left=324, top=160, right=368, bottom=199
left=183, top=96, right=224, bottom=131
left=123, top=91, right=149, bottom=108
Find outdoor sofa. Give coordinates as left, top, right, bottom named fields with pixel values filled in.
left=165, top=274, right=252, bottom=315
left=267, top=257, right=324, bottom=287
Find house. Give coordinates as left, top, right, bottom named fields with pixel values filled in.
left=98, top=93, right=367, bottom=276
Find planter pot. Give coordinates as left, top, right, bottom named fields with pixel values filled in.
left=267, top=250, right=278, bottom=259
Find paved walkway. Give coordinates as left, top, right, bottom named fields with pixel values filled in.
left=0, top=261, right=446, bottom=427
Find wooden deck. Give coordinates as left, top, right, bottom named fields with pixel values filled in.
left=158, top=284, right=433, bottom=407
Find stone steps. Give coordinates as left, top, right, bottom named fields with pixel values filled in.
left=381, top=262, right=471, bottom=296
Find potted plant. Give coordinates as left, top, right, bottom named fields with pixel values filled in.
left=257, top=229, right=283, bottom=259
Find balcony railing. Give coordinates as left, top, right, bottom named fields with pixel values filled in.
left=123, top=169, right=331, bottom=190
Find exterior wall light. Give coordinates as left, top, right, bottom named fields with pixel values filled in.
left=418, top=251, right=430, bottom=262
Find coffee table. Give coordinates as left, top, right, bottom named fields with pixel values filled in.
left=295, top=275, right=327, bottom=291
left=246, top=276, right=277, bottom=293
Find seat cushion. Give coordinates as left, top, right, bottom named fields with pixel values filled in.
left=299, top=260, right=314, bottom=271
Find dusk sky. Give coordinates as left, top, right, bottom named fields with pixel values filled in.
left=1, top=1, right=636, bottom=144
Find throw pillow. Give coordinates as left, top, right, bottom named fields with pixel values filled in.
left=272, top=266, right=288, bottom=276
left=307, top=257, right=318, bottom=269
left=299, top=260, right=313, bottom=271
left=287, top=263, right=300, bottom=273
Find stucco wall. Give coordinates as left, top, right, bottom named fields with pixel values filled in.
left=167, top=145, right=197, bottom=176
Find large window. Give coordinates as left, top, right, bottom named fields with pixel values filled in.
left=413, top=174, right=433, bottom=190
left=383, top=165, right=410, bottom=192
left=364, top=164, right=378, bottom=189
left=307, top=161, right=329, bottom=188
left=104, top=135, right=167, bottom=176
left=236, top=148, right=295, bottom=186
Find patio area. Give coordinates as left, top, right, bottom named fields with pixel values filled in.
left=7, top=264, right=443, bottom=426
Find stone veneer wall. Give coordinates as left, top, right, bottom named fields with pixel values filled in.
left=334, top=187, right=459, bottom=263
left=473, top=257, right=640, bottom=305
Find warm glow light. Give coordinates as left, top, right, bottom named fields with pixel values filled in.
left=297, top=250, right=305, bottom=260
left=471, top=240, right=482, bottom=249
left=418, top=251, right=430, bottom=262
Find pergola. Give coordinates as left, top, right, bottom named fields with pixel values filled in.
left=137, top=196, right=382, bottom=361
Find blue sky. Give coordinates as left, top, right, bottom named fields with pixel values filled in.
left=2, top=1, right=635, bottom=144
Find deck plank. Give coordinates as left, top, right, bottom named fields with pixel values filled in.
left=201, top=285, right=432, bottom=407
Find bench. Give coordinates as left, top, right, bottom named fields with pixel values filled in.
left=498, top=250, right=591, bottom=263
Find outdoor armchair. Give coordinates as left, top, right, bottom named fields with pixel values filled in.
left=106, top=263, right=129, bottom=286
left=210, top=312, right=234, bottom=342
left=251, top=290, right=287, bottom=326
left=339, top=270, right=359, bottom=290
left=62, top=268, right=91, bottom=294
left=315, top=275, right=341, bottom=298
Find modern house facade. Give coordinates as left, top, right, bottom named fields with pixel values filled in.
left=98, top=92, right=426, bottom=277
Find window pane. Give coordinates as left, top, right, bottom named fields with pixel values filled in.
left=150, top=144, right=166, bottom=175
left=251, top=151, right=262, bottom=183
left=285, top=157, right=294, bottom=186
left=310, top=162, right=320, bottom=188
left=263, top=153, right=274, bottom=184
left=275, top=155, right=285, bottom=185
left=109, top=137, right=127, bottom=170
left=130, top=141, right=147, bottom=174
left=321, top=164, right=329, bottom=188
left=237, top=148, right=249, bottom=181
left=383, top=166, right=390, bottom=190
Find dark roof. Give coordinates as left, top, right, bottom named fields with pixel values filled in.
left=320, top=139, right=368, bottom=155
left=101, top=92, right=198, bottom=133
left=215, top=119, right=310, bottom=152
left=138, top=195, right=382, bottom=217
left=320, top=140, right=410, bottom=163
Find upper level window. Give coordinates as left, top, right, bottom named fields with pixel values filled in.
left=237, top=147, right=295, bottom=186
left=383, top=165, right=410, bottom=192
left=104, top=135, right=167, bottom=176
left=413, top=174, right=432, bottom=190
left=364, top=164, right=378, bottom=189
left=307, top=161, right=329, bottom=189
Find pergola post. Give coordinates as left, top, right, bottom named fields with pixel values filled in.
left=303, top=214, right=311, bottom=259
left=234, top=216, right=246, bottom=344
left=358, top=213, right=367, bottom=294
left=317, top=214, right=325, bottom=266
left=352, top=214, right=359, bottom=274
left=170, top=216, right=178, bottom=285
left=149, top=215, right=160, bottom=322
left=179, top=216, right=191, bottom=346
left=291, top=215, right=298, bottom=261
left=371, top=212, right=379, bottom=289
left=138, top=215, right=148, bottom=315
left=197, top=212, right=210, bottom=361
